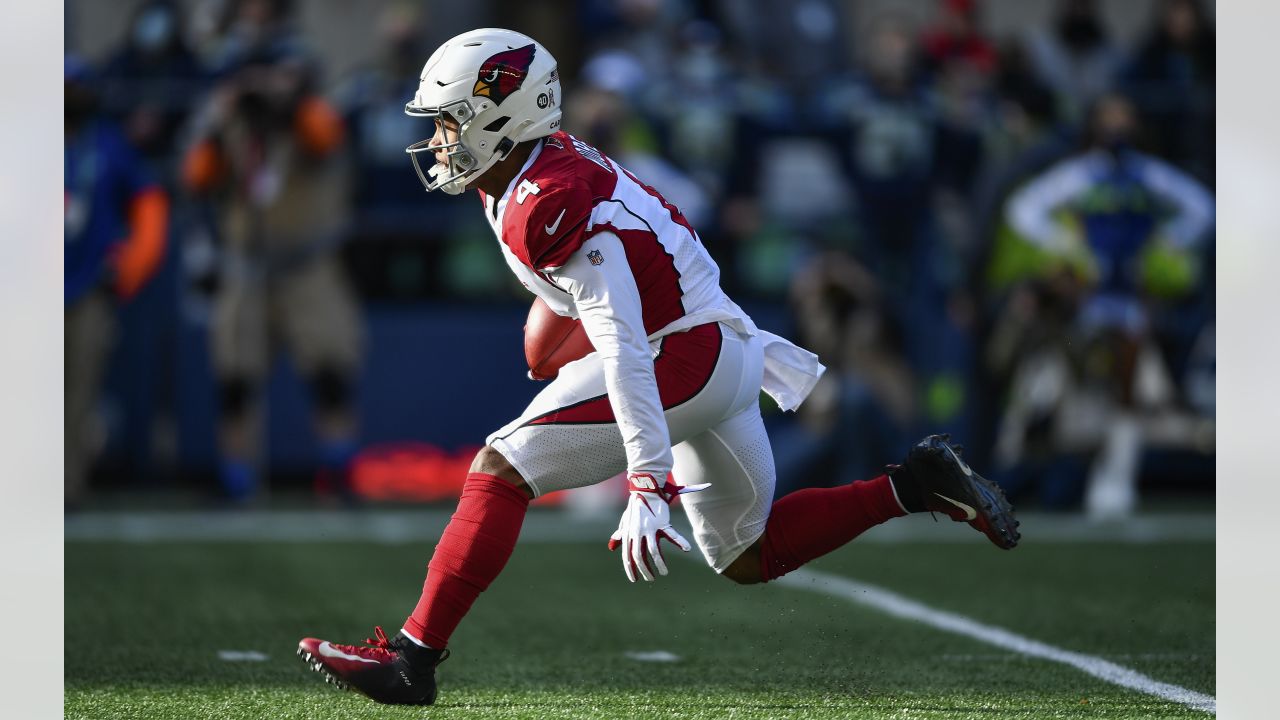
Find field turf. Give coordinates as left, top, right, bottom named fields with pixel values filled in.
left=65, top=513, right=1213, bottom=719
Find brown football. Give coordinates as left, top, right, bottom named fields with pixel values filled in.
left=524, top=297, right=594, bottom=380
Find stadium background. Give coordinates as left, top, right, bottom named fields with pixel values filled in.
left=61, top=1, right=1219, bottom=717
left=64, top=0, right=1214, bottom=514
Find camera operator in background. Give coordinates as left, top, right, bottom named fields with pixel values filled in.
left=998, top=93, right=1213, bottom=518
left=181, top=0, right=363, bottom=503
left=65, top=56, right=170, bottom=508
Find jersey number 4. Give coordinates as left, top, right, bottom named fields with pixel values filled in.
left=516, top=179, right=541, bottom=204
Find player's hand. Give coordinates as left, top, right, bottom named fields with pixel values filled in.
left=607, top=473, right=709, bottom=582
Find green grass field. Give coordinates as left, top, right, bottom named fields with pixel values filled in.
left=65, top=511, right=1214, bottom=719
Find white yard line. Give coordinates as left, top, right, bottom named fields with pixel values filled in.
left=777, top=568, right=1216, bottom=714
left=216, top=650, right=269, bottom=662
left=623, top=650, right=681, bottom=663
left=936, top=652, right=1204, bottom=662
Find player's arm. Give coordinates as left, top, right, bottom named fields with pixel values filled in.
left=1137, top=156, right=1215, bottom=248
left=1005, top=156, right=1093, bottom=253
left=554, top=231, right=671, bottom=477
left=113, top=186, right=169, bottom=300
left=551, top=231, right=706, bottom=582
left=112, top=132, right=169, bottom=300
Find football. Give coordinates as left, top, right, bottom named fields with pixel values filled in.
left=524, top=297, right=594, bottom=380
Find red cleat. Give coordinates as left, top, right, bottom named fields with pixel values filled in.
left=297, top=626, right=449, bottom=705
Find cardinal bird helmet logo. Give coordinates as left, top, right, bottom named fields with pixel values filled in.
left=472, top=44, right=537, bottom=105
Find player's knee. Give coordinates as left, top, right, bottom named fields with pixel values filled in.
left=470, top=445, right=533, bottom=499
left=219, top=376, right=256, bottom=419
left=721, top=543, right=765, bottom=585
left=307, top=365, right=352, bottom=413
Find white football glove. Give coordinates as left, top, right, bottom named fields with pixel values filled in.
left=607, top=473, right=710, bottom=582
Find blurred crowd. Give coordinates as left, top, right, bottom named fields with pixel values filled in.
left=66, top=0, right=1215, bottom=516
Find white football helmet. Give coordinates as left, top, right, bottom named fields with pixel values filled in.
left=405, top=28, right=562, bottom=195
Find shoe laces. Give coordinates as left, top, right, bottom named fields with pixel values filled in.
left=327, top=626, right=398, bottom=662
left=364, top=626, right=393, bottom=649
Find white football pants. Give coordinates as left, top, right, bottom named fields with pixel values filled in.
left=488, top=322, right=775, bottom=571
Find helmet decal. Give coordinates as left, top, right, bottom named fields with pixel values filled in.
left=472, top=44, right=536, bottom=105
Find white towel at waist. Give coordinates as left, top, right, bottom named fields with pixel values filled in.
left=755, top=328, right=825, bottom=411
left=650, top=301, right=826, bottom=412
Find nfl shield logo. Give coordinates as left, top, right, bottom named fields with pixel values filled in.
left=587, top=249, right=604, bottom=265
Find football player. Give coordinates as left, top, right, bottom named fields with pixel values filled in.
left=299, top=28, right=1019, bottom=705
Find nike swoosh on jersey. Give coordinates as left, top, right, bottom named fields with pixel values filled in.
left=318, top=641, right=379, bottom=664
left=545, top=208, right=567, bottom=235
left=933, top=493, right=978, bottom=521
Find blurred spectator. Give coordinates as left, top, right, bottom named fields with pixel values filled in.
left=982, top=270, right=1087, bottom=509
left=98, top=0, right=208, bottom=178
left=65, top=56, right=171, bottom=508
left=1000, top=93, right=1214, bottom=517
left=841, top=12, right=934, bottom=286
left=834, top=13, right=984, bottom=434
left=772, top=252, right=916, bottom=494
left=1025, top=0, right=1122, bottom=124
left=712, top=0, right=851, bottom=97
left=335, top=3, right=508, bottom=301
left=657, top=21, right=739, bottom=210
left=189, top=0, right=233, bottom=63
left=980, top=39, right=1059, bottom=176
left=338, top=2, right=436, bottom=225
left=920, top=0, right=997, bottom=77
left=570, top=61, right=712, bottom=231
left=181, top=0, right=363, bottom=502
left=1120, top=0, right=1215, bottom=183
left=580, top=0, right=684, bottom=81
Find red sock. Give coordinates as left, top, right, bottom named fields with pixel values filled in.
left=758, top=475, right=907, bottom=582
left=403, top=473, right=529, bottom=648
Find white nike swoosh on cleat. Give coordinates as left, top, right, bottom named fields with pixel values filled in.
left=943, top=444, right=973, bottom=477
left=933, top=493, right=978, bottom=521
left=545, top=209, right=567, bottom=235
left=318, top=641, right=379, bottom=664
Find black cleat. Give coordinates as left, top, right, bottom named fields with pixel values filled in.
left=297, top=626, right=449, bottom=705
left=889, top=434, right=1021, bottom=549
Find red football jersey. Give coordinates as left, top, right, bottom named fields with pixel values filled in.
left=476, top=131, right=825, bottom=482
left=480, top=131, right=730, bottom=339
